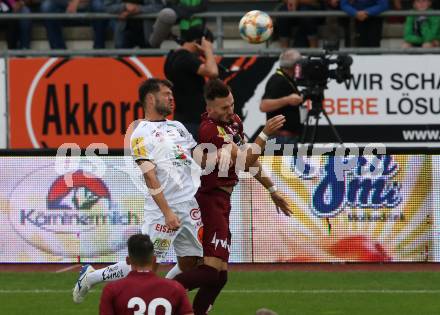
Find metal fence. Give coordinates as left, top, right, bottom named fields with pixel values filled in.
left=2, top=10, right=440, bottom=55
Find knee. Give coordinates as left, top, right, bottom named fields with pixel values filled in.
left=158, top=8, right=177, bottom=25
left=203, top=265, right=220, bottom=285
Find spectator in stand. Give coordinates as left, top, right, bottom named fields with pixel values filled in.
left=0, top=0, right=32, bottom=48
left=41, top=0, right=107, bottom=49
left=387, top=0, right=410, bottom=23
left=402, top=0, right=440, bottom=48
left=340, top=0, right=389, bottom=47
left=391, top=0, right=406, bottom=9
left=0, top=0, right=18, bottom=48
left=274, top=0, right=325, bottom=48
left=393, top=0, right=438, bottom=9
left=104, top=0, right=163, bottom=48
left=149, top=0, right=208, bottom=48
left=321, top=0, right=348, bottom=45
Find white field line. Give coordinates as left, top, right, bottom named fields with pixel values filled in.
left=0, top=289, right=440, bottom=294
left=55, top=265, right=80, bottom=273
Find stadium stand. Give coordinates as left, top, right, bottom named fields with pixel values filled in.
left=0, top=0, right=413, bottom=50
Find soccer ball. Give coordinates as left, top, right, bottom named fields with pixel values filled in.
left=239, top=10, right=273, bottom=44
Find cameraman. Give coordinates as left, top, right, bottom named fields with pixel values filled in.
left=260, top=49, right=304, bottom=145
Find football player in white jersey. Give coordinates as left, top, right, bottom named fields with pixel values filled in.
left=73, top=78, right=204, bottom=304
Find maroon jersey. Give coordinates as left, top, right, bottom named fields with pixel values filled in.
left=99, top=271, right=193, bottom=315
left=198, top=112, right=245, bottom=192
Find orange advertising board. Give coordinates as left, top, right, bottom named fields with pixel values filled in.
left=9, top=57, right=165, bottom=148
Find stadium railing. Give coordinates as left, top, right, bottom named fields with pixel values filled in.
left=1, top=10, right=440, bottom=52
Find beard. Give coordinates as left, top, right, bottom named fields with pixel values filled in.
left=223, top=115, right=234, bottom=124
left=155, top=100, right=172, bottom=116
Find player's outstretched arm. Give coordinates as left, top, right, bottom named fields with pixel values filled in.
left=252, top=160, right=293, bottom=217
left=136, top=160, right=181, bottom=229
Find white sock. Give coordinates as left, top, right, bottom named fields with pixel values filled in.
left=165, top=264, right=182, bottom=279
left=87, top=261, right=132, bottom=286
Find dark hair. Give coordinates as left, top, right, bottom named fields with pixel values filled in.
left=181, top=26, right=214, bottom=44
left=138, top=78, right=173, bottom=105
left=127, top=234, right=154, bottom=266
left=204, top=79, right=231, bottom=101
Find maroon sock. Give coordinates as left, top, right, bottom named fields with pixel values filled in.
left=193, top=271, right=228, bottom=315
left=173, top=264, right=219, bottom=291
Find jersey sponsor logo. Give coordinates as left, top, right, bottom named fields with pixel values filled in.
left=102, top=265, right=126, bottom=281
left=8, top=161, right=141, bottom=257
left=173, top=144, right=187, bottom=160
left=166, top=127, right=184, bottom=139
left=153, top=238, right=171, bottom=252
left=217, top=124, right=243, bottom=145
left=171, top=144, right=192, bottom=168
left=210, top=233, right=230, bottom=252
left=154, top=223, right=177, bottom=235
left=190, top=208, right=201, bottom=220
left=217, top=126, right=233, bottom=143
left=131, top=137, right=148, bottom=158
left=177, top=128, right=186, bottom=138
left=153, top=238, right=172, bottom=258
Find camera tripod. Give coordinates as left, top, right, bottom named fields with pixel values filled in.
left=300, top=90, right=343, bottom=145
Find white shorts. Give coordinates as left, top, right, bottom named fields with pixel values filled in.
left=141, top=198, right=203, bottom=263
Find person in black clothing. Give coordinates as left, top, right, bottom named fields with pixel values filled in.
left=260, top=49, right=304, bottom=145
left=164, top=26, right=218, bottom=140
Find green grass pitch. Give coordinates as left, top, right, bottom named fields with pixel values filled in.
left=1, top=271, right=440, bottom=314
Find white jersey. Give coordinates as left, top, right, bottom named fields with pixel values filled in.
left=130, top=119, right=201, bottom=210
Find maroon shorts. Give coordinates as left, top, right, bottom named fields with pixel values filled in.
left=196, top=189, right=231, bottom=262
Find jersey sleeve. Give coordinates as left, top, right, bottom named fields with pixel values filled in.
left=130, top=133, right=155, bottom=161
left=99, top=284, right=116, bottom=315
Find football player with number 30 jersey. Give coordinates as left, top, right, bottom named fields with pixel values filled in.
left=99, top=234, right=193, bottom=315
